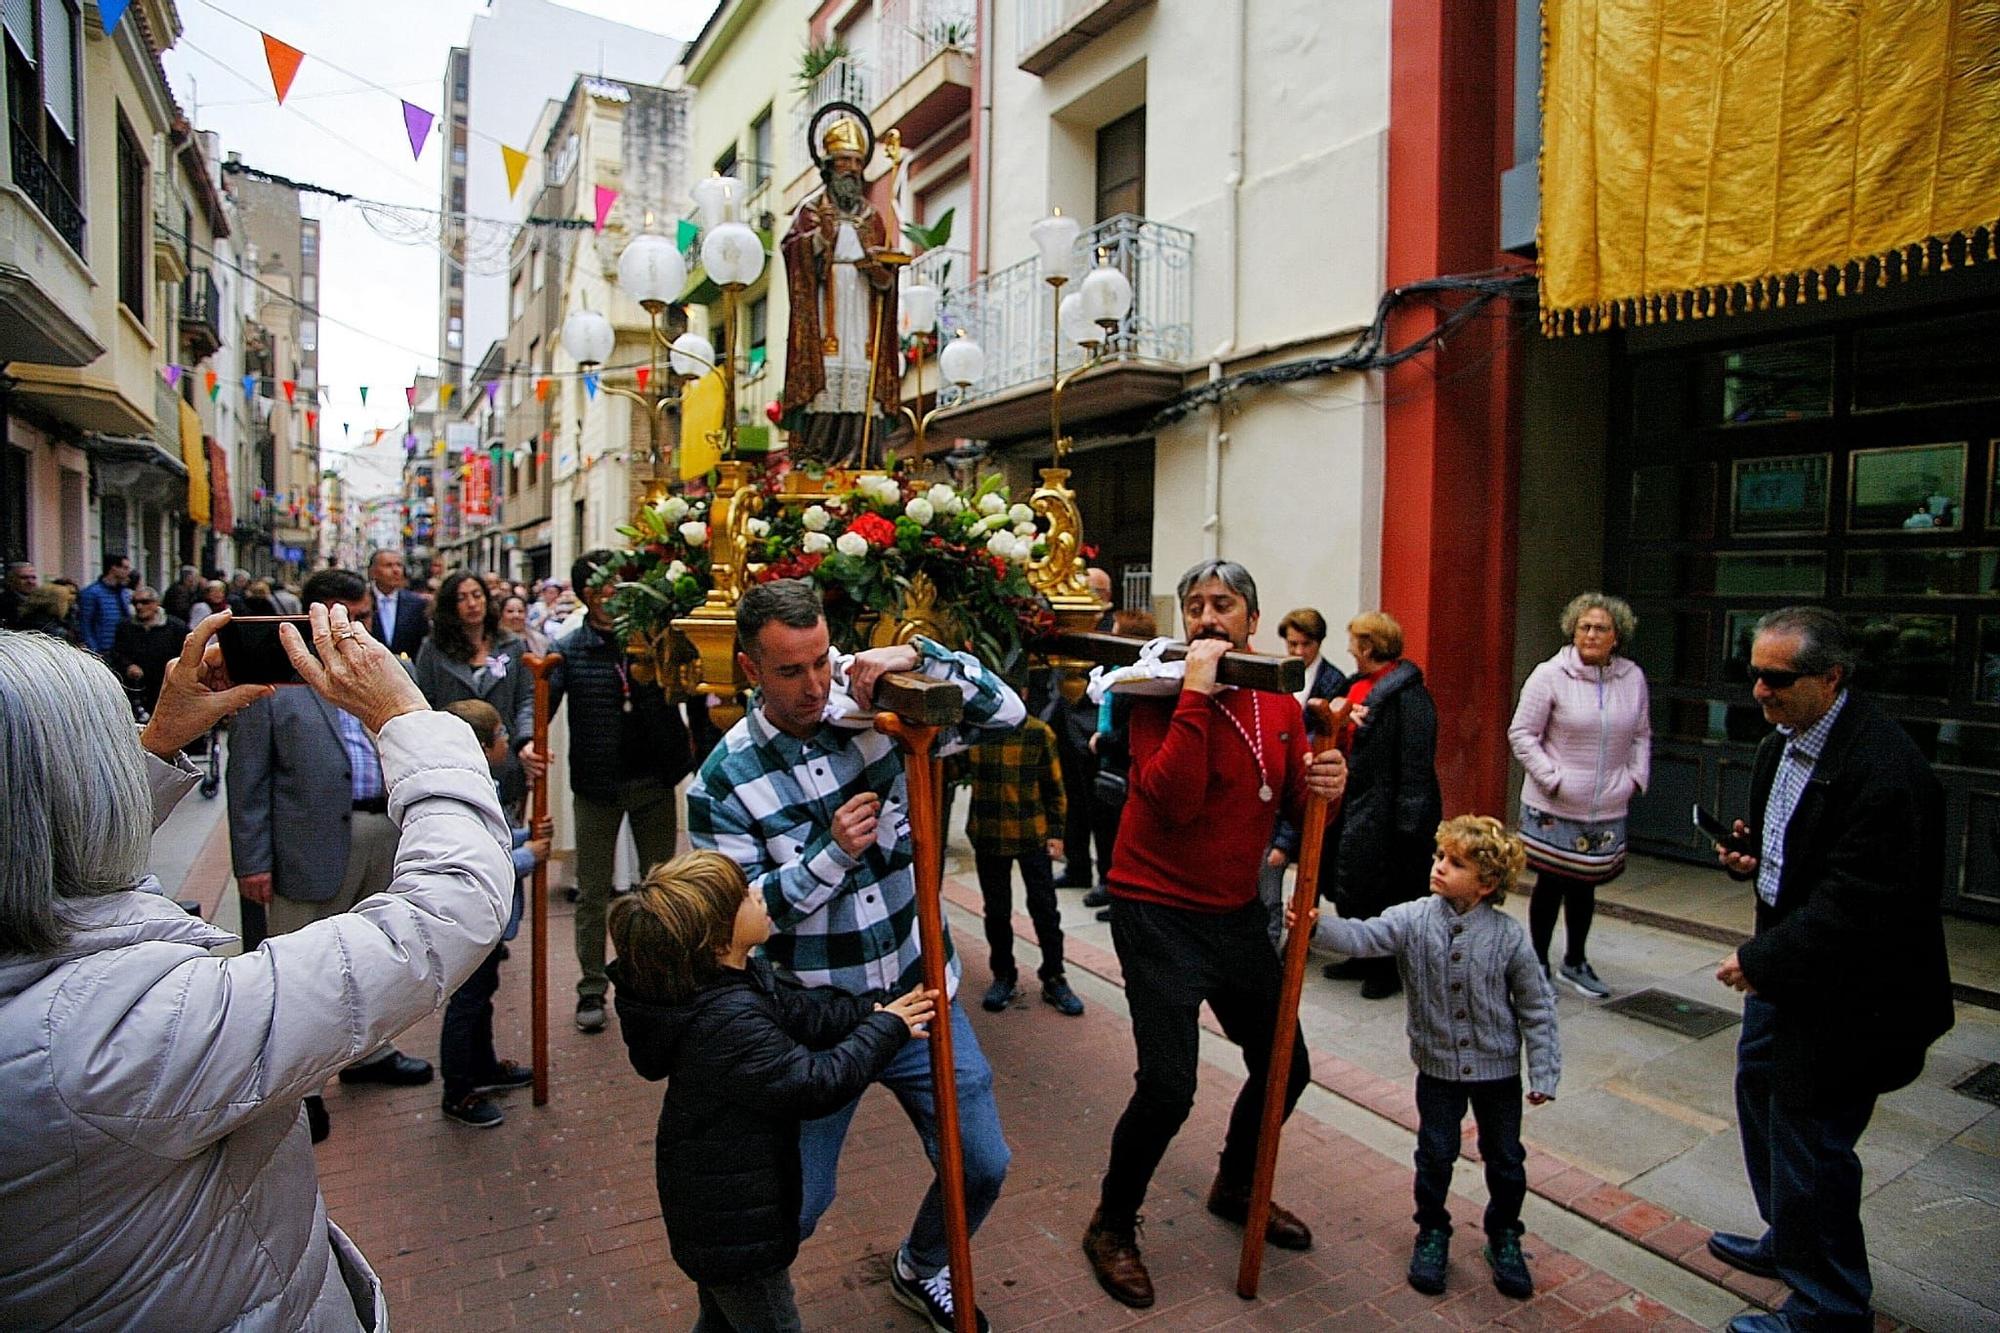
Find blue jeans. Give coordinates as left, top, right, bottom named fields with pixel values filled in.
left=1736, top=996, right=1878, bottom=1331
left=1413, top=1073, right=1526, bottom=1240
left=797, top=1000, right=1011, bottom=1277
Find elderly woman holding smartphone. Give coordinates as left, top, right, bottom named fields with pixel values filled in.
left=1508, top=593, right=1651, bottom=999
left=0, top=607, right=512, bottom=1330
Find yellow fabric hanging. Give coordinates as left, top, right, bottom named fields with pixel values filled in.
left=678, top=370, right=724, bottom=480
left=179, top=400, right=209, bottom=526
left=1540, top=0, right=2000, bottom=333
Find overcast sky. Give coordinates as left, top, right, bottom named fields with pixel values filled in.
left=160, top=0, right=718, bottom=499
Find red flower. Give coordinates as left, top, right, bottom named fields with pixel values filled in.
left=848, top=512, right=897, bottom=548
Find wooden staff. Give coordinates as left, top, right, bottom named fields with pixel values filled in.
left=872, top=672, right=976, bottom=1333
left=1035, top=632, right=1307, bottom=695
left=523, top=651, right=562, bottom=1108
left=1238, top=696, right=1351, bottom=1299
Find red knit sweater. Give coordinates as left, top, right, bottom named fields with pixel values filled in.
left=1108, top=687, right=1312, bottom=914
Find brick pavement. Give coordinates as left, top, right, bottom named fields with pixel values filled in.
left=316, top=893, right=1709, bottom=1331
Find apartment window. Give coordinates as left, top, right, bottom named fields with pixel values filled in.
left=750, top=109, right=772, bottom=184
left=115, top=114, right=146, bottom=317
left=451, top=143, right=466, bottom=165
left=447, top=314, right=462, bottom=349
left=300, top=273, right=317, bottom=305
left=510, top=270, right=525, bottom=320
left=1095, top=107, right=1146, bottom=221
left=7, top=0, right=83, bottom=250
left=450, top=179, right=465, bottom=213
left=299, top=320, right=317, bottom=352
left=300, top=223, right=317, bottom=258
left=714, top=144, right=737, bottom=179
left=530, top=245, right=544, bottom=290
left=747, top=295, right=768, bottom=372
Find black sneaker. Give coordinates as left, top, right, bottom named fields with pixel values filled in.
left=1408, top=1227, right=1450, bottom=1295
left=473, top=1060, right=533, bottom=1093
left=1041, top=976, right=1085, bottom=1016
left=889, top=1263, right=990, bottom=1333
left=442, top=1093, right=504, bottom=1128
left=981, top=973, right=1018, bottom=1012
left=575, top=997, right=607, bottom=1033
left=1484, top=1232, right=1533, bottom=1299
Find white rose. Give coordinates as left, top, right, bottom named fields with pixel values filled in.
left=1013, top=521, right=1038, bottom=537
left=679, top=521, right=709, bottom=547
left=802, top=504, right=831, bottom=532
left=986, top=531, right=1015, bottom=558
left=835, top=531, right=869, bottom=558
left=944, top=494, right=965, bottom=515
left=660, top=495, right=690, bottom=523
left=978, top=492, right=1007, bottom=516
left=746, top=517, right=771, bottom=538
left=926, top=483, right=956, bottom=510
left=802, top=530, right=832, bottom=555
left=665, top=560, right=688, bottom=581
left=905, top=497, right=934, bottom=526
left=1008, top=503, right=1034, bottom=525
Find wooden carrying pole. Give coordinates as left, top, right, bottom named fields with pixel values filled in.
left=1238, top=697, right=1350, bottom=1299
left=872, top=671, right=976, bottom=1333
left=1036, top=632, right=1307, bottom=696
left=523, top=652, right=561, bottom=1107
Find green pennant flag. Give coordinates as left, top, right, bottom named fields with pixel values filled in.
left=676, top=218, right=699, bottom=250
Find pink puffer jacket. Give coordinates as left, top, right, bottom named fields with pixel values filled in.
left=1508, top=646, right=1652, bottom=823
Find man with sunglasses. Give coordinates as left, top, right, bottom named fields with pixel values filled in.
left=1708, top=607, right=1952, bottom=1333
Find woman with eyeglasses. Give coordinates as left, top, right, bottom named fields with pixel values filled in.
left=1507, top=593, right=1651, bottom=999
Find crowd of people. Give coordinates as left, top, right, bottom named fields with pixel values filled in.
left=0, top=542, right=1955, bottom=1333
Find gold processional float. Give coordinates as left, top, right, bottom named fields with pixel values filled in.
left=530, top=103, right=1309, bottom=1330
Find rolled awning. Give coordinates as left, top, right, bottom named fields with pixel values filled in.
left=180, top=400, right=209, bottom=526
left=1539, top=0, right=2000, bottom=334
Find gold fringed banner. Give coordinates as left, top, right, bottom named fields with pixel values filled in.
left=1540, top=0, right=2000, bottom=335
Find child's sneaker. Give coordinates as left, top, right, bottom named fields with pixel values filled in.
left=1407, top=1227, right=1450, bottom=1294
left=1484, top=1232, right=1533, bottom=1298
left=473, top=1060, right=534, bottom=1093
left=442, top=1093, right=504, bottom=1128
left=889, top=1254, right=991, bottom=1332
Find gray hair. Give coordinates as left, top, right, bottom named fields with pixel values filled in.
left=1559, top=592, right=1638, bottom=651
left=0, top=632, right=153, bottom=954
left=1175, top=559, right=1260, bottom=617
left=1756, top=606, right=1857, bottom=678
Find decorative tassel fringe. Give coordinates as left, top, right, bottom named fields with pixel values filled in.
left=1540, top=225, right=1987, bottom=336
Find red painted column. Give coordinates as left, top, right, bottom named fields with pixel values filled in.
left=1382, top=0, right=1522, bottom=818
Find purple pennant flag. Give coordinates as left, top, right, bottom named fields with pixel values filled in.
left=485, top=380, right=498, bottom=405
left=161, top=364, right=182, bottom=387
left=401, top=101, right=435, bottom=162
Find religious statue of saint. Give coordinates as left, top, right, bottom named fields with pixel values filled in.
left=780, top=110, right=901, bottom=467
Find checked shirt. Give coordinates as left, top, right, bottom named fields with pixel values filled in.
left=1757, top=689, right=1847, bottom=907
left=960, top=715, right=1066, bottom=857
left=688, top=637, right=1026, bottom=999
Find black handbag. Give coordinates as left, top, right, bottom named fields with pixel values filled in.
left=1093, top=766, right=1128, bottom=814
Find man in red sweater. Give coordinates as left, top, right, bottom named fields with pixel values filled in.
left=1082, top=559, right=1348, bottom=1308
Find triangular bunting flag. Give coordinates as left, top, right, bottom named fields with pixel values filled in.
left=584, top=371, right=599, bottom=400
left=535, top=378, right=550, bottom=402
left=358, top=386, right=369, bottom=404
left=439, top=382, right=454, bottom=407
left=342, top=422, right=350, bottom=437
left=401, top=101, right=434, bottom=162
left=261, top=33, right=305, bottom=105
left=205, top=370, right=219, bottom=400
left=501, top=145, right=530, bottom=199
left=406, top=385, right=417, bottom=407
left=281, top=380, right=296, bottom=404
left=98, top=0, right=131, bottom=34
left=484, top=380, right=498, bottom=405
left=636, top=366, right=651, bottom=393
left=161, top=364, right=182, bottom=387
left=676, top=218, right=699, bottom=249
left=242, top=374, right=258, bottom=399
left=305, top=410, right=318, bottom=431
left=594, top=185, right=618, bottom=232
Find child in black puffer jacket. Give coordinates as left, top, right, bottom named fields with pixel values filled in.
left=609, top=850, right=935, bottom=1332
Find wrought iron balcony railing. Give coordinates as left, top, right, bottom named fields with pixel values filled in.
left=877, top=0, right=976, bottom=95
left=180, top=266, right=223, bottom=353
left=10, top=123, right=85, bottom=255
left=790, top=56, right=872, bottom=180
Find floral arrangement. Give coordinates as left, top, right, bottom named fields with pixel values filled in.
left=599, top=464, right=1057, bottom=670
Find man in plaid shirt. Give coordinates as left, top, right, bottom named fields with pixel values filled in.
left=686, top=579, right=1023, bottom=1333
left=961, top=712, right=1084, bottom=1016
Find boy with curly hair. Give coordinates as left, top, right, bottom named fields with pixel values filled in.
left=1298, top=815, right=1559, bottom=1300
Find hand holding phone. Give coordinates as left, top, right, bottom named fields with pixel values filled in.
left=218, top=615, right=318, bottom=685
left=1694, top=804, right=1758, bottom=864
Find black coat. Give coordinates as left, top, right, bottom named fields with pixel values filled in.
left=110, top=614, right=191, bottom=712
left=548, top=619, right=693, bottom=801
left=1733, top=694, right=1953, bottom=1096
left=612, top=957, right=908, bottom=1284
left=1321, top=660, right=1442, bottom=917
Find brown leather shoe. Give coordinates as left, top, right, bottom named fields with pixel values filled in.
left=1082, top=1209, right=1155, bottom=1308
left=1206, top=1175, right=1315, bottom=1251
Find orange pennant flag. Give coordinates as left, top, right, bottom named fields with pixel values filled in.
left=534, top=377, right=551, bottom=402
left=501, top=145, right=530, bottom=198
left=261, top=33, right=305, bottom=105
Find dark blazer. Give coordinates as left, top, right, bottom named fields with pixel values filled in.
left=411, top=632, right=534, bottom=742
left=370, top=587, right=429, bottom=658
left=612, top=957, right=907, bottom=1285
left=1321, top=659, right=1442, bottom=917
left=1271, top=657, right=1351, bottom=857
left=226, top=689, right=366, bottom=903
left=1734, top=693, right=1953, bottom=1096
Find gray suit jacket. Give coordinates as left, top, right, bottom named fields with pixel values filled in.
left=226, top=689, right=369, bottom=904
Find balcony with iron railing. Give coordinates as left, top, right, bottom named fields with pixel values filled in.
left=874, top=0, right=976, bottom=144
left=931, top=212, right=1193, bottom=441
left=152, top=176, right=189, bottom=283
left=179, top=266, right=223, bottom=362
left=9, top=123, right=85, bottom=257
left=1015, top=0, right=1153, bottom=76
left=787, top=55, right=873, bottom=206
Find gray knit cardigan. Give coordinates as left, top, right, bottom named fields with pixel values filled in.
left=1315, top=894, right=1561, bottom=1097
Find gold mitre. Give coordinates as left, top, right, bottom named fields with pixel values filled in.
left=820, top=116, right=866, bottom=157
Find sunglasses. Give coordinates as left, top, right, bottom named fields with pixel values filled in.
left=1745, top=665, right=1813, bottom=689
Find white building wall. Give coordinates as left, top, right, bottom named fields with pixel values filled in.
left=981, top=0, right=1392, bottom=641
left=459, top=0, right=684, bottom=383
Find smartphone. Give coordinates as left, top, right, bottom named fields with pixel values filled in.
left=1692, top=804, right=1755, bottom=855
left=218, top=615, right=316, bottom=685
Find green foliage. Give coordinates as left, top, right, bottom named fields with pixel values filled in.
left=795, top=37, right=851, bottom=92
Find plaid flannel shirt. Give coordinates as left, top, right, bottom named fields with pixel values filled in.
left=962, top=716, right=1066, bottom=857
left=687, top=636, right=1027, bottom=999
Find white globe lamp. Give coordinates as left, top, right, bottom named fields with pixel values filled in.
left=560, top=309, right=615, bottom=366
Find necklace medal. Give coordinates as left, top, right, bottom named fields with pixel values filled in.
left=1214, top=691, right=1275, bottom=803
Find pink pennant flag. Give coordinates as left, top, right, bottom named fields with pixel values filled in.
left=406, top=385, right=417, bottom=407
left=484, top=380, right=498, bottom=405
left=161, top=364, right=182, bottom=387
left=593, top=185, right=618, bottom=232
left=401, top=101, right=434, bottom=162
